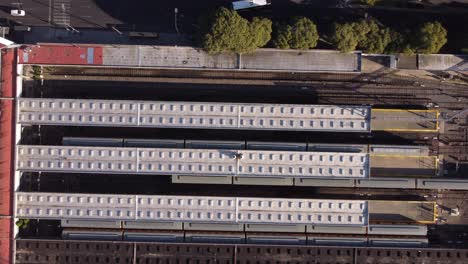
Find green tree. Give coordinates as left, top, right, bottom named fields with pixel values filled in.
left=402, top=44, right=416, bottom=55
left=331, top=22, right=363, bottom=53
left=273, top=25, right=293, bottom=49
left=201, top=7, right=272, bottom=54
left=332, top=19, right=399, bottom=54
left=251, top=17, right=273, bottom=48
left=358, top=20, right=392, bottom=54
left=273, top=17, right=319, bottom=50
left=16, top=219, right=30, bottom=229
left=415, top=21, right=447, bottom=54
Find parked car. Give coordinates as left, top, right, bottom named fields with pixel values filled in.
left=11, top=9, right=25, bottom=17
left=232, top=0, right=270, bottom=10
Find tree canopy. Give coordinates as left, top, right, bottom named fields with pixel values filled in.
left=332, top=19, right=404, bottom=54
left=357, top=20, right=392, bottom=54
left=273, top=17, right=319, bottom=50
left=331, top=22, right=361, bottom=53
left=251, top=17, right=273, bottom=48
left=201, top=7, right=272, bottom=54
left=415, top=21, right=447, bottom=54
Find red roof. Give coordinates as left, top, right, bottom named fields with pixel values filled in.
left=0, top=47, right=17, bottom=264
left=18, top=44, right=103, bottom=65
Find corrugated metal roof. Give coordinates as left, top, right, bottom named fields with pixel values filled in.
left=15, top=192, right=368, bottom=225
left=17, top=145, right=369, bottom=178
left=18, top=98, right=371, bottom=132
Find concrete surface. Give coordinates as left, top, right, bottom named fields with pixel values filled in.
left=418, top=55, right=468, bottom=71
left=371, top=109, right=439, bottom=132
left=100, top=46, right=362, bottom=72
left=370, top=155, right=438, bottom=177
left=102, top=45, right=238, bottom=69
left=240, top=49, right=361, bottom=72
left=369, top=201, right=435, bottom=224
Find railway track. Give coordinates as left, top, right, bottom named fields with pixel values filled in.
left=39, top=72, right=468, bottom=98
left=40, top=66, right=468, bottom=90
left=32, top=67, right=468, bottom=109
left=35, top=79, right=441, bottom=107
left=15, top=239, right=468, bottom=264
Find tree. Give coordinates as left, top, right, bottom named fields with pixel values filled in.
left=384, top=30, right=416, bottom=55
left=331, top=21, right=365, bottom=53
left=16, top=219, right=30, bottom=229
left=415, top=21, right=447, bottom=54
left=201, top=7, right=272, bottom=54
left=358, top=20, right=392, bottom=54
left=273, top=17, right=319, bottom=50
left=402, top=44, right=416, bottom=55
left=251, top=17, right=273, bottom=48
left=273, top=25, right=293, bottom=49
left=332, top=19, right=396, bottom=54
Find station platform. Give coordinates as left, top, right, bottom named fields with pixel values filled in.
left=17, top=44, right=362, bottom=73
left=371, top=109, right=439, bottom=132
left=369, top=201, right=436, bottom=224
left=370, top=155, right=438, bottom=177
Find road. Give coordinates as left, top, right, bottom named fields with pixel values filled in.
left=1, top=0, right=467, bottom=51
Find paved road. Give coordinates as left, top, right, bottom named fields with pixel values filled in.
left=2, top=0, right=467, bottom=52
left=0, top=0, right=232, bottom=31
left=0, top=0, right=119, bottom=27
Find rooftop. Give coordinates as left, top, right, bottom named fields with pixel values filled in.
left=18, top=98, right=372, bottom=132
left=15, top=192, right=368, bottom=225
left=17, top=145, right=370, bottom=178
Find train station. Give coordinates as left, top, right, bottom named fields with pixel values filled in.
left=1, top=41, right=467, bottom=263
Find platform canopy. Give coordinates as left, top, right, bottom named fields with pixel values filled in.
left=17, top=98, right=371, bottom=132
left=15, top=192, right=368, bottom=226
left=17, top=145, right=370, bottom=178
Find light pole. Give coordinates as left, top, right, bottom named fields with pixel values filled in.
left=174, top=8, right=179, bottom=34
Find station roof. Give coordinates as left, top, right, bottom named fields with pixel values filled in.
left=15, top=192, right=368, bottom=225
left=17, top=98, right=371, bottom=132
left=17, top=145, right=370, bottom=178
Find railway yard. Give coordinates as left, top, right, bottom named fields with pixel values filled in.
left=0, top=44, right=467, bottom=264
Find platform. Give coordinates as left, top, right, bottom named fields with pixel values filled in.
left=240, top=49, right=361, bottom=72
left=18, top=44, right=362, bottom=72
left=370, top=155, right=438, bottom=177
left=418, top=54, right=468, bottom=71
left=369, top=201, right=436, bottom=224
left=371, top=109, right=439, bottom=132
